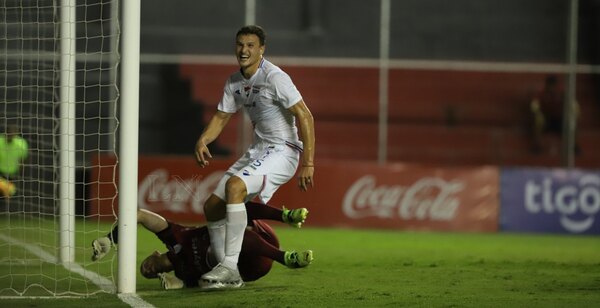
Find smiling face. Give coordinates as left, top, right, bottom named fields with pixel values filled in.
left=236, top=33, right=264, bottom=78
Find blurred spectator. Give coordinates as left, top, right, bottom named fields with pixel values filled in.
left=0, top=124, right=28, bottom=197
left=529, top=75, right=580, bottom=154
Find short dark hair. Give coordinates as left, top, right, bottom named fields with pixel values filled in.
left=236, top=25, right=266, bottom=46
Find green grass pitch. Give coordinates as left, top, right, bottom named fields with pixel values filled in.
left=1, top=219, right=599, bottom=307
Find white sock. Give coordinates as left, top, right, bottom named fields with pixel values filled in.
left=207, top=218, right=226, bottom=264
left=222, top=203, right=247, bottom=270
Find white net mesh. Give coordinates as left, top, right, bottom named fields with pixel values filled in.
left=0, top=0, right=119, bottom=297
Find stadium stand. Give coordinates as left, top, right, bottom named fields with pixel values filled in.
left=181, top=64, right=600, bottom=168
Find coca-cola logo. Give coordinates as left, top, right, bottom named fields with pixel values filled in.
left=138, top=169, right=224, bottom=214
left=343, top=175, right=464, bottom=220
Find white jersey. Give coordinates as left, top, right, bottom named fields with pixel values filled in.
left=218, top=58, right=303, bottom=150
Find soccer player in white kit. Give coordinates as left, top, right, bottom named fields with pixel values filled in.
left=194, top=25, right=315, bottom=289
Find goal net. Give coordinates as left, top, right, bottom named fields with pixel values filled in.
left=0, top=0, right=119, bottom=297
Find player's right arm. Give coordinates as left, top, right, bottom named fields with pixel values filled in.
left=288, top=100, right=315, bottom=192
left=195, top=110, right=233, bottom=167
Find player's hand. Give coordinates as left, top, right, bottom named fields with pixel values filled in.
left=298, top=165, right=314, bottom=192
left=158, top=272, right=184, bottom=290
left=195, top=140, right=212, bottom=168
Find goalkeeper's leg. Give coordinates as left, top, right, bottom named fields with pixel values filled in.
left=245, top=201, right=309, bottom=228
left=284, top=250, right=314, bottom=268
left=240, top=228, right=314, bottom=276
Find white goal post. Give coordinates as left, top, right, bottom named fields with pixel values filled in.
left=119, top=0, right=141, bottom=294
left=0, top=0, right=140, bottom=297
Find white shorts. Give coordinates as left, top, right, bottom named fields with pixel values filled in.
left=212, top=143, right=300, bottom=204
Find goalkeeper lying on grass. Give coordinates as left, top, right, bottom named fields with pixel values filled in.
left=91, top=201, right=313, bottom=290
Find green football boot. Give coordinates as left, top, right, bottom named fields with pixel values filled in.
left=284, top=250, right=314, bottom=268
left=282, top=206, right=309, bottom=228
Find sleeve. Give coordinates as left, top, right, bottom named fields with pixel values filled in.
left=271, top=71, right=302, bottom=109
left=217, top=78, right=238, bottom=113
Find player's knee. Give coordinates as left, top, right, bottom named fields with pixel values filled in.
left=225, top=176, right=247, bottom=202
left=203, top=194, right=226, bottom=220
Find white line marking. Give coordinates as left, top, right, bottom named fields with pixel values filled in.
left=119, top=293, right=157, bottom=308
left=0, top=234, right=154, bottom=308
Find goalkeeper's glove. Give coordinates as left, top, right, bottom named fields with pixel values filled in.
left=158, top=272, right=184, bottom=290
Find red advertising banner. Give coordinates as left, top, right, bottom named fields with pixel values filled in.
left=90, top=155, right=499, bottom=232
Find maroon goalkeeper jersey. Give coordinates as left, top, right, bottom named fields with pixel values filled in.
left=165, top=220, right=278, bottom=287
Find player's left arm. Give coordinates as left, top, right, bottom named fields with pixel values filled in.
left=288, top=99, right=315, bottom=192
